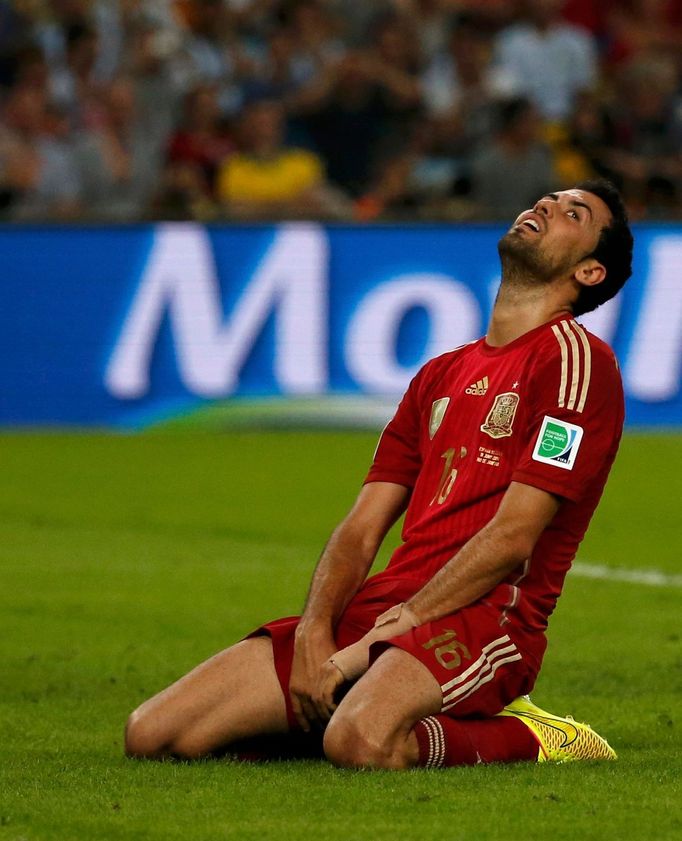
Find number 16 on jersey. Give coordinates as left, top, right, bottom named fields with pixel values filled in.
left=431, top=446, right=467, bottom=505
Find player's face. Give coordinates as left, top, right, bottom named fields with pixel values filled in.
left=499, top=189, right=613, bottom=282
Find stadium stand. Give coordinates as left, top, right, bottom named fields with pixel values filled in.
left=0, top=0, right=681, bottom=221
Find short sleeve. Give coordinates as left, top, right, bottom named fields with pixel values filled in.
left=512, top=322, right=624, bottom=503
left=364, top=371, right=424, bottom=489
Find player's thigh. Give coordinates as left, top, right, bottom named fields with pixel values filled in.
left=126, top=636, right=288, bottom=757
left=385, top=603, right=536, bottom=718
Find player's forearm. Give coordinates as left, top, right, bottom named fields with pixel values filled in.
left=311, top=524, right=525, bottom=687
left=291, top=520, right=377, bottom=730
left=324, top=530, right=524, bottom=682
left=298, top=482, right=410, bottom=635
left=298, top=523, right=377, bottom=634
left=408, top=483, right=560, bottom=623
left=406, top=520, right=532, bottom=623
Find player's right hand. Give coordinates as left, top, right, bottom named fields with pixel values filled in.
left=289, top=623, right=337, bottom=732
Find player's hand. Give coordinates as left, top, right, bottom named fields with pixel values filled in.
left=373, top=602, right=420, bottom=635
left=324, top=638, right=372, bottom=682
left=324, top=603, right=422, bottom=684
left=315, top=658, right=347, bottom=719
left=289, top=623, right=337, bottom=733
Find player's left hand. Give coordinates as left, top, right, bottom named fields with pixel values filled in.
left=321, top=602, right=421, bottom=687
left=373, top=601, right=420, bottom=634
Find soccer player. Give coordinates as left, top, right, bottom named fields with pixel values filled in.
left=125, top=180, right=633, bottom=769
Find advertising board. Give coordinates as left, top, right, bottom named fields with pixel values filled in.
left=1, top=223, right=680, bottom=427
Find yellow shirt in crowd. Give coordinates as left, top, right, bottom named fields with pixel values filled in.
left=217, top=149, right=323, bottom=204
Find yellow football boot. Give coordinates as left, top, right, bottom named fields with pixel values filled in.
left=498, top=695, right=617, bottom=763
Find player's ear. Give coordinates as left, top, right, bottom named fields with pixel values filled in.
left=573, top=257, right=606, bottom=288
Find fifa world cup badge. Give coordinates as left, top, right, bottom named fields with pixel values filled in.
left=429, top=397, right=450, bottom=439
left=481, top=392, right=520, bottom=439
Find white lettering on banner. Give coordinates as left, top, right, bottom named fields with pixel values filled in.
left=345, top=275, right=480, bottom=393
left=625, top=236, right=682, bottom=401
left=105, top=223, right=328, bottom=398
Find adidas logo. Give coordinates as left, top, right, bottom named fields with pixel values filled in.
left=466, top=376, right=489, bottom=396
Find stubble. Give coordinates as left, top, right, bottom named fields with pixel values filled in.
left=497, top=228, right=573, bottom=290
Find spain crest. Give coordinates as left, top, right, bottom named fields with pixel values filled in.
left=481, top=392, right=519, bottom=439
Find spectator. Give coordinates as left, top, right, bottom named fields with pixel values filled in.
left=0, top=2, right=36, bottom=88
left=216, top=95, right=350, bottom=219
left=422, top=15, right=498, bottom=120
left=368, top=11, right=423, bottom=119
left=246, top=24, right=304, bottom=102
left=295, top=11, right=422, bottom=197
left=119, top=19, right=187, bottom=174
left=244, top=6, right=345, bottom=111
left=560, top=0, right=609, bottom=38
left=221, top=0, right=282, bottom=36
left=48, top=20, right=99, bottom=123
left=167, top=84, right=235, bottom=190
left=31, top=0, right=90, bottom=69
left=179, top=0, right=254, bottom=115
left=602, top=55, right=682, bottom=215
left=5, top=42, right=50, bottom=95
left=395, top=0, right=453, bottom=63
left=493, top=0, right=598, bottom=122
left=0, top=83, right=80, bottom=219
left=294, top=50, right=405, bottom=196
left=546, top=90, right=616, bottom=186
left=0, top=0, right=681, bottom=220
left=355, top=117, right=472, bottom=221
left=72, top=76, right=162, bottom=220
left=279, top=0, right=346, bottom=77
left=605, top=0, right=682, bottom=67
left=324, top=0, right=391, bottom=46
left=155, top=83, right=235, bottom=218
left=470, top=96, right=555, bottom=218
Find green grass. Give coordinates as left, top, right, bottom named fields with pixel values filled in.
left=0, top=431, right=680, bottom=841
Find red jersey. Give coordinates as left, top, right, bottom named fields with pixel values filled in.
left=365, top=315, right=624, bottom=635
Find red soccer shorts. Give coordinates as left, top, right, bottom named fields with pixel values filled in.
left=251, top=577, right=543, bottom=728
left=371, top=599, right=540, bottom=719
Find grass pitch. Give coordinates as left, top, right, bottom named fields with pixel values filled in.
left=1, top=430, right=680, bottom=841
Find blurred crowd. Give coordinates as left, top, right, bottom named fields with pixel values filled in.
left=1, top=0, right=682, bottom=222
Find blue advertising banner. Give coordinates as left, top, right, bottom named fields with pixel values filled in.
left=0, top=222, right=680, bottom=428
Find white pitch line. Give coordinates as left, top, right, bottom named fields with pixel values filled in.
left=571, top=561, right=682, bottom=589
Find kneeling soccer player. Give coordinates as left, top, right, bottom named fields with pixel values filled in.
left=125, top=180, right=632, bottom=768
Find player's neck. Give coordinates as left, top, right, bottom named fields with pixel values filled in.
left=486, top=284, right=573, bottom=347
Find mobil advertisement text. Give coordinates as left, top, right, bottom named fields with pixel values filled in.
left=1, top=222, right=680, bottom=427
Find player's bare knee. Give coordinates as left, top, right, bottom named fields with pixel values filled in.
left=125, top=709, right=208, bottom=760
left=124, top=710, right=157, bottom=759
left=324, top=714, right=399, bottom=770
left=323, top=715, right=368, bottom=767
left=124, top=708, right=170, bottom=760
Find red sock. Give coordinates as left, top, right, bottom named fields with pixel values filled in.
left=414, top=715, right=539, bottom=767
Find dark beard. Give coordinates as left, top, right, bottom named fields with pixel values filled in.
left=497, top=228, right=567, bottom=287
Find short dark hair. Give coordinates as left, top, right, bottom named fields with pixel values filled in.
left=573, top=179, right=633, bottom=317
